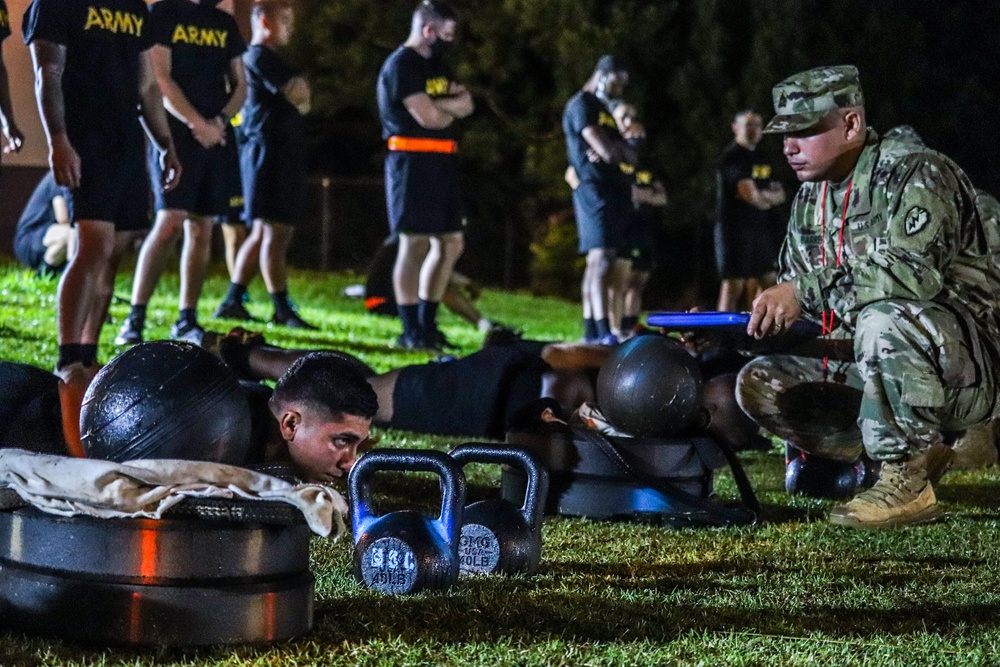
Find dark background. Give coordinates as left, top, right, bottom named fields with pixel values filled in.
left=287, top=0, right=1000, bottom=306
left=3, top=1, right=996, bottom=309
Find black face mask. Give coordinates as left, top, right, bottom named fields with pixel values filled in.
left=429, top=38, right=454, bottom=61
left=199, top=0, right=223, bottom=7
left=626, top=135, right=645, bottom=151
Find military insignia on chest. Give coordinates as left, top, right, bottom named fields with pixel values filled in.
left=904, top=206, right=930, bottom=236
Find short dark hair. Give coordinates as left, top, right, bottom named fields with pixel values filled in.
left=252, top=0, right=292, bottom=22
left=271, top=352, right=378, bottom=420
left=414, top=0, right=456, bottom=25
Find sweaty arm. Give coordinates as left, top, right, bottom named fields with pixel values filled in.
left=220, top=55, right=247, bottom=121
left=433, top=82, right=474, bottom=118
left=581, top=125, right=636, bottom=166
left=402, top=91, right=455, bottom=130
left=138, top=50, right=181, bottom=191
left=149, top=44, right=223, bottom=147
left=29, top=40, right=79, bottom=188
left=540, top=343, right=613, bottom=371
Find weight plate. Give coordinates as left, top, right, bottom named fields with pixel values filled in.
left=458, top=524, right=500, bottom=575
left=360, top=537, right=419, bottom=595
left=0, top=507, right=310, bottom=583
left=0, top=562, right=313, bottom=647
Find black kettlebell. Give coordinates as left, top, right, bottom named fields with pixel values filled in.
left=448, top=444, right=548, bottom=576
left=785, top=444, right=875, bottom=500
left=349, top=449, right=466, bottom=595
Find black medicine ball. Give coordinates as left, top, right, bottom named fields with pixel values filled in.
left=81, top=341, right=252, bottom=464
left=596, top=336, right=703, bottom=437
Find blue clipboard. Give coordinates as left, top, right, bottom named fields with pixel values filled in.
left=647, top=312, right=822, bottom=336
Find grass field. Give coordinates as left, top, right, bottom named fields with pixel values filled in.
left=2, top=260, right=1000, bottom=667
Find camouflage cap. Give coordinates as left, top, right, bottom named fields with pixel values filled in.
left=763, top=65, right=865, bottom=134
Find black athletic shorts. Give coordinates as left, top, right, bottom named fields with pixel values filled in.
left=72, top=132, right=151, bottom=231
left=384, top=151, right=465, bottom=235
left=389, top=346, right=548, bottom=439
left=241, top=138, right=308, bottom=226
left=573, top=178, right=630, bottom=253
left=151, top=120, right=240, bottom=217
left=620, top=208, right=657, bottom=272
left=713, top=221, right=777, bottom=279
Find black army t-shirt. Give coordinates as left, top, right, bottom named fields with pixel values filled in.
left=562, top=90, right=621, bottom=183
left=241, top=44, right=304, bottom=146
left=377, top=46, right=455, bottom=141
left=22, top=0, right=153, bottom=145
left=716, top=142, right=778, bottom=230
left=149, top=0, right=245, bottom=119
left=0, top=0, right=11, bottom=43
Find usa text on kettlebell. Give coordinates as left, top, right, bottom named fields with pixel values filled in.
left=448, top=444, right=548, bottom=576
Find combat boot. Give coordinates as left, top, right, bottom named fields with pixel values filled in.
left=828, top=450, right=941, bottom=529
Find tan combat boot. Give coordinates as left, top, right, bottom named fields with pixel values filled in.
left=828, top=449, right=943, bottom=529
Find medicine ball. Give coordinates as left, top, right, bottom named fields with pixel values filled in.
left=81, top=341, right=252, bottom=464
left=784, top=444, right=874, bottom=500
left=596, top=336, right=703, bottom=437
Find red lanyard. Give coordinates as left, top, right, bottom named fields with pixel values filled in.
left=819, top=178, right=853, bottom=377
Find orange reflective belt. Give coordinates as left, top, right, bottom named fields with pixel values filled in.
left=387, top=136, right=458, bottom=154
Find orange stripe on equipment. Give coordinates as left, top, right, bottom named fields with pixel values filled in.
left=387, top=136, right=458, bottom=154
left=365, top=296, right=388, bottom=311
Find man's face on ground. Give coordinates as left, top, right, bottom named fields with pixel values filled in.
left=733, top=113, right=762, bottom=147
left=781, top=111, right=851, bottom=182
left=286, top=407, right=372, bottom=483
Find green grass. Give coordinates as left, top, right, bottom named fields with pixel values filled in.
left=3, top=259, right=1000, bottom=666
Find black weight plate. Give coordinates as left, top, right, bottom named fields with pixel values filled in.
left=502, top=468, right=713, bottom=520
left=0, top=507, right=310, bottom=583
left=505, top=429, right=724, bottom=479
left=165, top=496, right=307, bottom=525
left=0, top=562, right=313, bottom=647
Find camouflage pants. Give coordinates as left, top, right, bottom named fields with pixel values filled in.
left=736, top=300, right=997, bottom=461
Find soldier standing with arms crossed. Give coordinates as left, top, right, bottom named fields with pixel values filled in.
left=377, top=0, right=474, bottom=350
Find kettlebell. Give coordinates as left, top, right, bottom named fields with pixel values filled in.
left=349, top=449, right=466, bottom=595
left=448, top=444, right=548, bottom=576
left=784, top=444, right=875, bottom=500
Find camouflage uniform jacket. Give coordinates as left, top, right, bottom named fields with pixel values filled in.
left=779, top=129, right=1000, bottom=350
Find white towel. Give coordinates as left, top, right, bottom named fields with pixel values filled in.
left=0, top=449, right=348, bottom=538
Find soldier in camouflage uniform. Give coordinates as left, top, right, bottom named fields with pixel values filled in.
left=736, top=65, right=1000, bottom=528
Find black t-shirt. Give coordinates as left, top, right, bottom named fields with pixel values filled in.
left=22, top=0, right=153, bottom=146
left=376, top=45, right=455, bottom=141
left=562, top=90, right=622, bottom=183
left=715, top=142, right=779, bottom=230
left=13, top=172, right=73, bottom=270
left=0, top=1, right=11, bottom=43
left=149, top=0, right=245, bottom=120
left=241, top=44, right=305, bottom=146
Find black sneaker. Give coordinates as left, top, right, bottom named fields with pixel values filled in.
left=114, top=319, right=144, bottom=346
left=213, top=300, right=257, bottom=321
left=394, top=332, right=427, bottom=350
left=425, top=328, right=458, bottom=350
left=273, top=311, right=318, bottom=330
left=170, top=321, right=206, bottom=345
